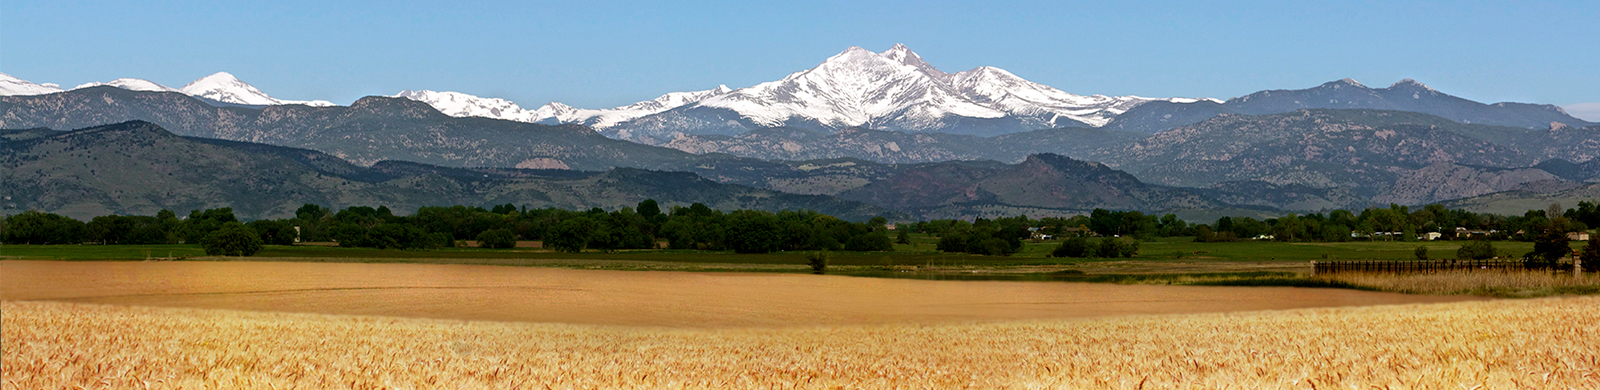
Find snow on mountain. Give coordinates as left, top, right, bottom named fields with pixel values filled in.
left=180, top=72, right=334, bottom=107
left=393, top=90, right=542, bottom=122
left=0, top=73, right=64, bottom=96
left=696, top=46, right=1009, bottom=130
left=399, top=44, right=1209, bottom=139
left=606, top=44, right=1215, bottom=140
left=396, top=85, right=734, bottom=128
left=72, top=78, right=180, bottom=93
left=535, top=85, right=734, bottom=128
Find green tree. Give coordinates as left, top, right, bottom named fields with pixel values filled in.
left=725, top=211, right=780, bottom=254
left=1457, top=240, right=1496, bottom=260
left=1580, top=239, right=1599, bottom=270
left=844, top=233, right=893, bottom=252
left=1414, top=246, right=1428, bottom=260
left=476, top=228, right=517, bottom=249
left=1526, top=225, right=1571, bottom=269
left=202, top=222, right=263, bottom=256
left=2, top=211, right=87, bottom=244
left=247, top=219, right=299, bottom=246
left=546, top=218, right=595, bottom=253
left=936, top=233, right=968, bottom=253
left=895, top=229, right=911, bottom=245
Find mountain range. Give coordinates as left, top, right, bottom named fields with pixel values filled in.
left=3, top=84, right=1595, bottom=217
left=0, top=121, right=899, bottom=221
left=0, top=71, right=334, bottom=107
left=396, top=44, right=1214, bottom=141
left=2, top=45, right=1595, bottom=219
left=1103, top=78, right=1591, bottom=134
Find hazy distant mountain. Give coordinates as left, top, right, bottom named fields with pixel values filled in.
left=658, top=125, right=1146, bottom=164
left=829, top=154, right=1228, bottom=219
left=1533, top=158, right=1600, bottom=182
left=1105, top=78, right=1594, bottom=134
left=0, top=86, right=837, bottom=190
left=0, top=121, right=901, bottom=221
left=1371, top=163, right=1579, bottom=206
left=1112, top=109, right=1539, bottom=195
left=1438, top=182, right=1600, bottom=216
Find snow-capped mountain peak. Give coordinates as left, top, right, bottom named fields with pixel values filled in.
left=181, top=72, right=278, bottom=105
left=180, top=72, right=334, bottom=107
left=401, top=44, right=1220, bottom=140
left=880, top=43, right=941, bottom=75
left=72, top=78, right=179, bottom=93
left=0, top=72, right=65, bottom=96
left=396, top=86, right=735, bottom=129
left=394, top=90, right=540, bottom=121
left=3, top=71, right=333, bottom=106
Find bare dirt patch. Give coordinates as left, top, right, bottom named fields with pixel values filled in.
left=3, top=260, right=1481, bottom=327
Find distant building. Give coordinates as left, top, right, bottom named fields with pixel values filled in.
left=1423, top=232, right=1442, bottom=241
left=1570, top=231, right=1591, bottom=241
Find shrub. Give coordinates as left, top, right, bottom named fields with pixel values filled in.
left=1051, top=237, right=1091, bottom=258
left=476, top=228, right=517, bottom=249
left=807, top=251, right=829, bottom=274
left=1414, top=246, right=1428, bottom=260
left=1073, top=237, right=1139, bottom=258
left=202, top=222, right=263, bottom=256
left=1457, top=240, right=1495, bottom=260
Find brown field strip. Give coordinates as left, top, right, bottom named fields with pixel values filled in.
left=3, top=260, right=1480, bottom=327
left=4, top=298, right=1597, bottom=389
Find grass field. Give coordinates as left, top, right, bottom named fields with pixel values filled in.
left=5, top=297, right=1596, bottom=389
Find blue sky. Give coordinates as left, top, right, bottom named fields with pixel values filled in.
left=5, top=0, right=1598, bottom=119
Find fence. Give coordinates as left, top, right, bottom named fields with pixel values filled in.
left=1312, top=259, right=1528, bottom=274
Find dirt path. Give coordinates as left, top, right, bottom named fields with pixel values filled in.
left=1, top=260, right=1483, bottom=327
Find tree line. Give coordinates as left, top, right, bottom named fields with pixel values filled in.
left=0, top=200, right=896, bottom=255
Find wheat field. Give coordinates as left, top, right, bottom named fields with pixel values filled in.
left=5, top=297, right=1598, bottom=389
left=1320, top=270, right=1600, bottom=296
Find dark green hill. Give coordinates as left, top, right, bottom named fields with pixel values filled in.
left=0, top=121, right=902, bottom=221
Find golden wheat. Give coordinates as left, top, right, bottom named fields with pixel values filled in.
left=1321, top=270, right=1600, bottom=296
left=5, top=298, right=1598, bottom=389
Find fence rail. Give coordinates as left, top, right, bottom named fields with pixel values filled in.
left=1313, top=260, right=1528, bottom=274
